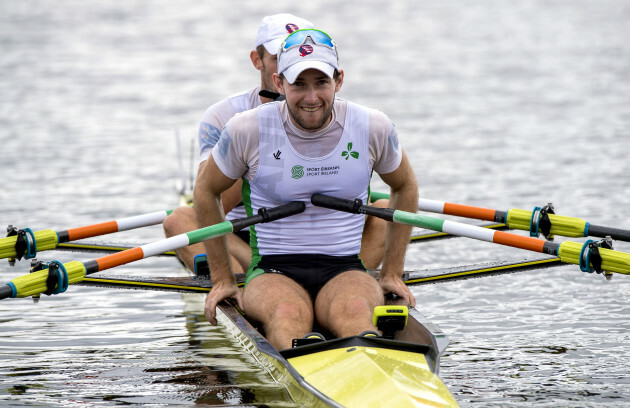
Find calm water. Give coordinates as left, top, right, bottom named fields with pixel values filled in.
left=1, top=1, right=629, bottom=407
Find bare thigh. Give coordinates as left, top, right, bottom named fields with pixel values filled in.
left=242, top=273, right=314, bottom=348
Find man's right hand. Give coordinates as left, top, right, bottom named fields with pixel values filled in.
left=204, top=280, right=243, bottom=325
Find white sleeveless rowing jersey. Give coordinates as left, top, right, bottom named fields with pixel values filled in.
left=244, top=101, right=372, bottom=256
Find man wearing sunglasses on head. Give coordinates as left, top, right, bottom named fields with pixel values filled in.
left=163, top=14, right=314, bottom=275
left=196, top=29, right=417, bottom=350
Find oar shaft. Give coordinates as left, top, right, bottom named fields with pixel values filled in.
left=370, top=191, right=629, bottom=241
left=4, top=222, right=235, bottom=298
left=315, top=194, right=630, bottom=275
left=88, top=222, right=234, bottom=273
left=60, top=210, right=173, bottom=242
left=1, top=201, right=305, bottom=299
left=79, top=201, right=307, bottom=274
left=587, top=224, right=630, bottom=242
left=1, top=210, right=174, bottom=261
left=392, top=209, right=559, bottom=255
left=372, top=191, right=499, bottom=221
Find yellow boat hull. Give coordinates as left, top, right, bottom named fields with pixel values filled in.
left=289, top=345, right=457, bottom=407
left=217, top=299, right=458, bottom=407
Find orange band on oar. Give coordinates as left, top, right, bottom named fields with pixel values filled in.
left=493, top=231, right=546, bottom=252
left=66, top=221, right=119, bottom=241
left=95, top=247, right=144, bottom=271
left=443, top=203, right=496, bottom=221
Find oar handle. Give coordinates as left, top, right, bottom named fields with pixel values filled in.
left=231, top=201, right=306, bottom=231
left=312, top=194, right=394, bottom=220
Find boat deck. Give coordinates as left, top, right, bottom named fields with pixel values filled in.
left=217, top=298, right=458, bottom=407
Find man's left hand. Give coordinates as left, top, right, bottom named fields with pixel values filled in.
left=379, top=274, right=416, bottom=307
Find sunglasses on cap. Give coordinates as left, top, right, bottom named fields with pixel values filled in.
left=280, top=29, right=336, bottom=52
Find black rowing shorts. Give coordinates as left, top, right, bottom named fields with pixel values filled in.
left=246, top=254, right=367, bottom=300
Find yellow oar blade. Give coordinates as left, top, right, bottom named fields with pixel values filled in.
left=507, top=209, right=588, bottom=238
left=559, top=242, right=630, bottom=275
left=3, top=261, right=87, bottom=298
left=1, top=229, right=58, bottom=261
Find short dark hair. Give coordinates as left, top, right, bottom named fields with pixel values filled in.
left=256, top=45, right=266, bottom=60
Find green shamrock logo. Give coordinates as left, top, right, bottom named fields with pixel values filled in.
left=342, top=143, right=359, bottom=160
left=291, top=165, right=304, bottom=179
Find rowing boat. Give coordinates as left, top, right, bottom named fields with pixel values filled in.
left=215, top=297, right=458, bottom=407
left=172, top=192, right=458, bottom=405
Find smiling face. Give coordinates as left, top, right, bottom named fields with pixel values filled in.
left=273, top=68, right=344, bottom=132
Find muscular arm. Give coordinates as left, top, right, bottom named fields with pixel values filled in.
left=197, top=161, right=243, bottom=215
left=377, top=150, right=418, bottom=306
left=193, top=155, right=243, bottom=323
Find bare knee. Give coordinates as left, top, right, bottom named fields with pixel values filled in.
left=163, top=207, right=195, bottom=237
left=339, top=297, right=372, bottom=321
left=325, top=296, right=377, bottom=337
left=272, top=301, right=307, bottom=322
left=371, top=198, right=389, bottom=209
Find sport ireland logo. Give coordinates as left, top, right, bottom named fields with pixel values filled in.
left=291, top=165, right=304, bottom=179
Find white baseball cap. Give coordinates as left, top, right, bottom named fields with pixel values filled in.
left=277, top=29, right=339, bottom=84
left=255, top=14, right=314, bottom=55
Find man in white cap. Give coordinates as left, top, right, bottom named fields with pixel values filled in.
left=196, top=29, right=418, bottom=350
left=163, top=14, right=313, bottom=275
